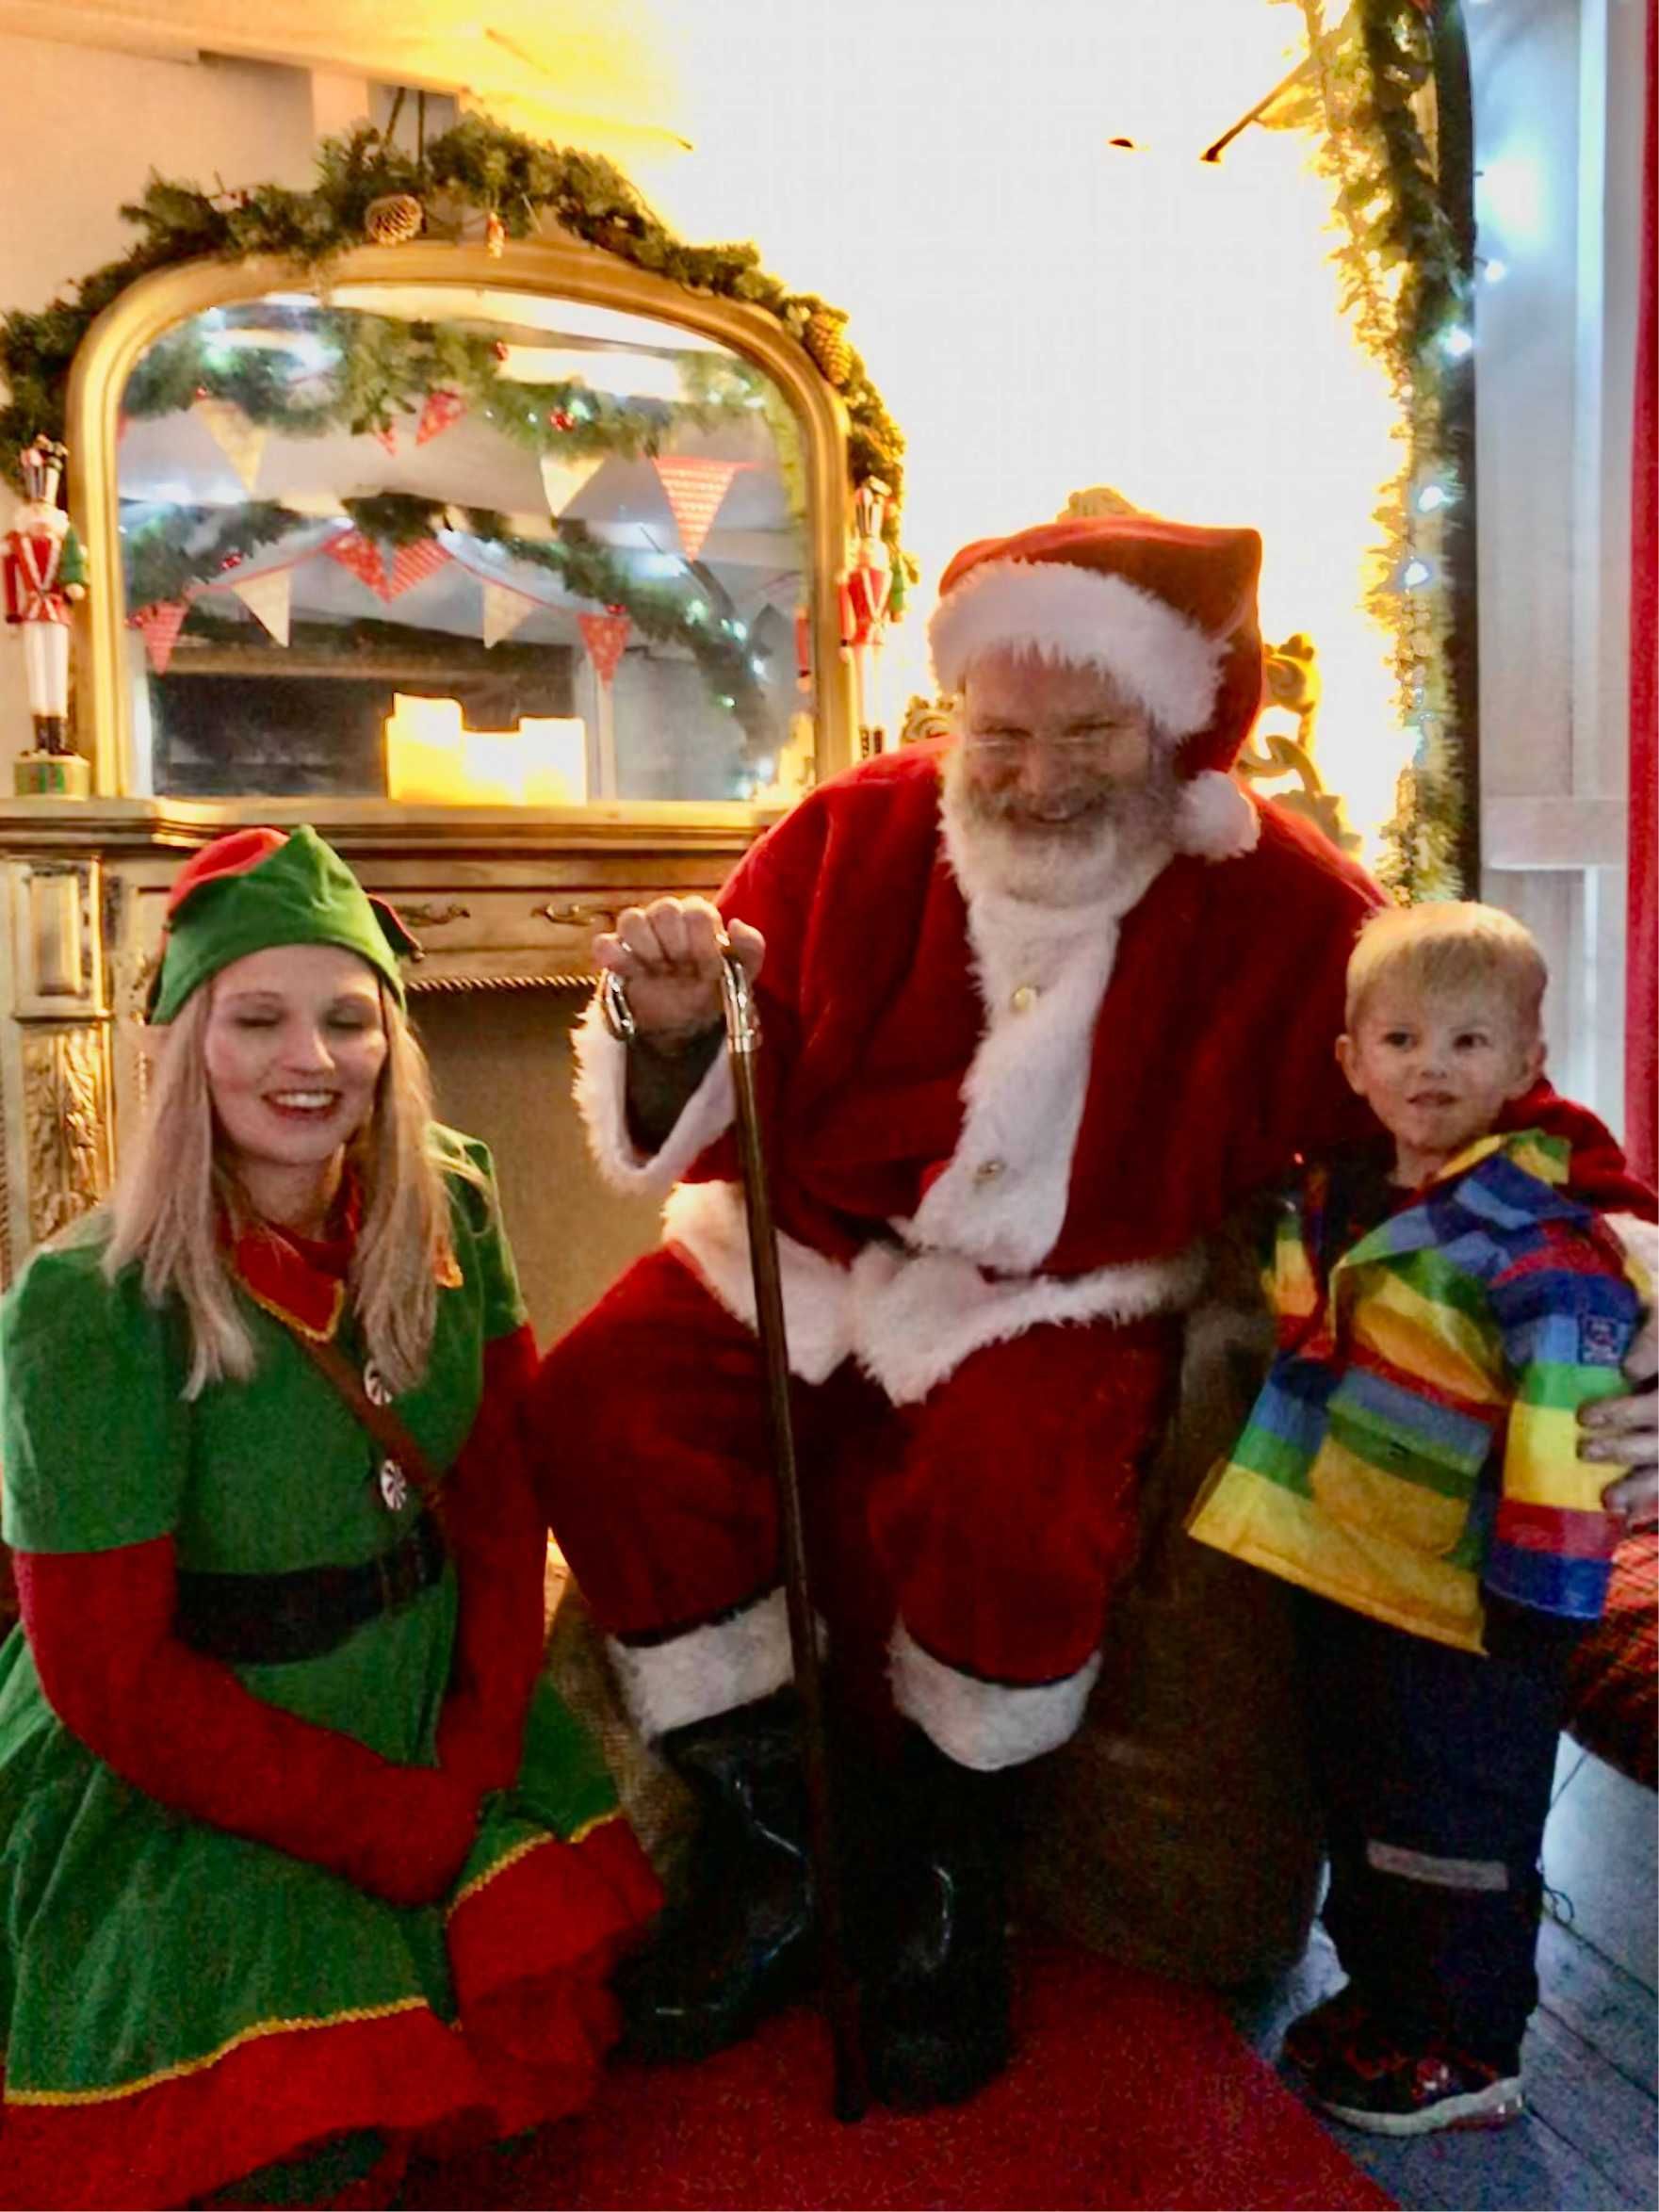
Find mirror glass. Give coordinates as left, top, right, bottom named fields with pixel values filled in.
left=115, top=285, right=817, bottom=805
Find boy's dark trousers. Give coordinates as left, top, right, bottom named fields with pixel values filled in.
left=1297, top=1592, right=1583, bottom=2063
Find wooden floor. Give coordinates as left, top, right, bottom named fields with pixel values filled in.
left=1231, top=1742, right=1659, bottom=2212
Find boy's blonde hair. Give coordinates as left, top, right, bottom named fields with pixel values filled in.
left=94, top=979, right=478, bottom=1400
left=1344, top=901, right=1547, bottom=1033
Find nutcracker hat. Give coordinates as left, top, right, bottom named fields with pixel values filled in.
left=19, top=438, right=65, bottom=507
left=147, top=825, right=418, bottom=1024
left=928, top=512, right=1265, bottom=859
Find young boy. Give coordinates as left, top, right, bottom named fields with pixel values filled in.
left=1189, top=901, right=1653, bottom=2137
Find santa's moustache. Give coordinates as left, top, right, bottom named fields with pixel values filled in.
left=939, top=741, right=1179, bottom=909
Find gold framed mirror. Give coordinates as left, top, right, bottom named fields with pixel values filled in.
left=68, top=239, right=857, bottom=815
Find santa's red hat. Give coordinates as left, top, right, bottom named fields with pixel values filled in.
left=928, top=513, right=1265, bottom=859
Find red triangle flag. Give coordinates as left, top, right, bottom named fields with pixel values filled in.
left=416, top=389, right=466, bottom=446
left=383, top=539, right=449, bottom=600
left=652, top=457, right=740, bottom=562
left=130, top=599, right=190, bottom=676
left=324, top=530, right=391, bottom=596
left=578, top=610, right=632, bottom=687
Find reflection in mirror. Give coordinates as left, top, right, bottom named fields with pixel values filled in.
left=117, top=287, right=816, bottom=805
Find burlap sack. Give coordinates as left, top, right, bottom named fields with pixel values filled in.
left=1017, top=1284, right=1325, bottom=1987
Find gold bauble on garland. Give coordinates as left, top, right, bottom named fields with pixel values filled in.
left=364, top=192, right=424, bottom=246
left=803, top=308, right=853, bottom=388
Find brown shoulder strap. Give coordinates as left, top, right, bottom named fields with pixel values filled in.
left=289, top=1326, right=448, bottom=1524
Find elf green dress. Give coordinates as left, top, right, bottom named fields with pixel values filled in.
left=0, top=1130, right=659, bottom=2210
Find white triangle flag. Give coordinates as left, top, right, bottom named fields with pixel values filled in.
left=231, top=567, right=292, bottom=646
left=195, top=397, right=268, bottom=494
left=539, top=451, right=606, bottom=520
left=481, top=577, right=538, bottom=650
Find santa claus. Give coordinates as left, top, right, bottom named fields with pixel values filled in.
left=532, top=511, right=1656, bottom=2109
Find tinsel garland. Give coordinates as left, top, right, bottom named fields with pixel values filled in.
left=0, top=114, right=913, bottom=589
left=1273, top=0, right=1468, bottom=900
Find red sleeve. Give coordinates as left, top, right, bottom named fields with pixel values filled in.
left=17, top=1541, right=480, bottom=1909
left=434, top=1322, right=549, bottom=1796
left=1497, top=1081, right=1659, bottom=1219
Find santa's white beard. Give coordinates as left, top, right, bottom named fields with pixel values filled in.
left=939, top=744, right=1178, bottom=908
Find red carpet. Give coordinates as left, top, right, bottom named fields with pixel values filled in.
left=401, top=1939, right=1394, bottom=2210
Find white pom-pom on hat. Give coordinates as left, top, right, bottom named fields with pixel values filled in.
left=1175, top=769, right=1261, bottom=859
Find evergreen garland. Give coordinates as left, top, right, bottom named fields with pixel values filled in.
left=121, top=309, right=740, bottom=457
left=0, top=114, right=912, bottom=584
left=1272, top=0, right=1468, bottom=899
left=125, top=495, right=770, bottom=747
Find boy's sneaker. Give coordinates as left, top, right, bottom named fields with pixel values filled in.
left=1281, top=1985, right=1374, bottom=2076
left=1306, top=2025, right=1524, bottom=2137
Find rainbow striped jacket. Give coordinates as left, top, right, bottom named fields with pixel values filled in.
left=1187, top=1128, right=1649, bottom=1653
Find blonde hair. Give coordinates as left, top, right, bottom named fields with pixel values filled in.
left=98, top=978, right=479, bottom=1400
left=1345, top=901, right=1547, bottom=1033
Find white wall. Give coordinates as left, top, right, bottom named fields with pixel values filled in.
left=0, top=36, right=328, bottom=762
left=1474, top=0, right=1645, bottom=1134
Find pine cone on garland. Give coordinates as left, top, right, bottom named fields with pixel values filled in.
left=803, top=308, right=853, bottom=387
left=365, top=193, right=424, bottom=246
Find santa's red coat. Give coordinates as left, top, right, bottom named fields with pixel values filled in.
left=548, top=751, right=1388, bottom=1745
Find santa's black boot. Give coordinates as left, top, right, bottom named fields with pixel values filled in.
left=616, top=1691, right=819, bottom=2060
left=862, top=1723, right=1016, bottom=2110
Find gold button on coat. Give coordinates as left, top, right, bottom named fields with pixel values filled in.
left=973, top=1159, right=1005, bottom=1183
left=1010, top=984, right=1039, bottom=1013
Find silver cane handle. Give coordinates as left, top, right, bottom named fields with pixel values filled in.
left=717, top=943, right=761, bottom=1056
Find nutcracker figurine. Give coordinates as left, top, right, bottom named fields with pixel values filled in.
left=5, top=437, right=89, bottom=783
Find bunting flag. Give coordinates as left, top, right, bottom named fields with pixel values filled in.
left=231, top=567, right=292, bottom=646
left=416, top=389, right=467, bottom=446
left=578, top=610, right=632, bottom=687
left=193, top=396, right=268, bottom=493
left=652, top=457, right=741, bottom=563
left=481, top=577, right=538, bottom=649
left=130, top=599, right=190, bottom=676
left=383, top=538, right=450, bottom=600
left=539, top=451, right=606, bottom=520
left=324, top=530, right=389, bottom=595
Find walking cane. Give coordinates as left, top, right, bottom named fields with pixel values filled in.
left=717, top=944, right=870, bottom=2123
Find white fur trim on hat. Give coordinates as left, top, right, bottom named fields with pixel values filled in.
left=929, top=558, right=1224, bottom=737
left=1175, top=770, right=1260, bottom=861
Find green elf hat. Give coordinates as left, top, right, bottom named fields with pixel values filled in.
left=146, top=825, right=420, bottom=1025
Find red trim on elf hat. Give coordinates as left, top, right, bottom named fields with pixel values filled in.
left=929, top=514, right=1267, bottom=860
left=163, top=824, right=288, bottom=920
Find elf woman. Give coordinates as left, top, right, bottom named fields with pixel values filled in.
left=0, top=826, right=659, bottom=2209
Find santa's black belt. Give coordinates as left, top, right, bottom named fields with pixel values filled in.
left=174, top=1512, right=447, bottom=1666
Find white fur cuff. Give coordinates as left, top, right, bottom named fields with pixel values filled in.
left=571, top=989, right=735, bottom=1198
left=889, top=1620, right=1100, bottom=1771
left=608, top=1586, right=794, bottom=1741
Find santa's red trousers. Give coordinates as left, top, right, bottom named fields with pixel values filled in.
left=531, top=1248, right=1181, bottom=1721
